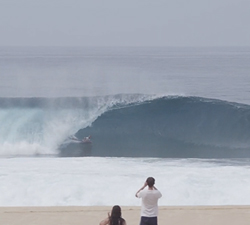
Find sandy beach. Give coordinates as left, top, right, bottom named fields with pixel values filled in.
left=1, top=206, right=250, bottom=225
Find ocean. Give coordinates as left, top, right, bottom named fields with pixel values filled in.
left=0, top=46, right=250, bottom=206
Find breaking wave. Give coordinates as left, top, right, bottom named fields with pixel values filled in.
left=1, top=94, right=250, bottom=158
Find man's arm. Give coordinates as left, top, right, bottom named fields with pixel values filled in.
left=135, top=182, right=147, bottom=197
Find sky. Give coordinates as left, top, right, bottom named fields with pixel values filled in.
left=1, top=0, right=250, bottom=47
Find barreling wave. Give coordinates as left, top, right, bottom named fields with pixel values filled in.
left=1, top=94, right=250, bottom=158
left=67, top=96, right=250, bottom=158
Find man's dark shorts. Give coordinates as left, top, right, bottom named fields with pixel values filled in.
left=140, top=216, right=158, bottom=225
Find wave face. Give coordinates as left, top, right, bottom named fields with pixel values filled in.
left=1, top=95, right=250, bottom=158
left=72, top=96, right=250, bottom=158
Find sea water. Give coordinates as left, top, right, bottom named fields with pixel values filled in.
left=0, top=47, right=250, bottom=206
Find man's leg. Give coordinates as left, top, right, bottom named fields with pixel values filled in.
left=140, top=217, right=148, bottom=225
left=140, top=217, right=157, bottom=225
left=148, top=217, right=157, bottom=225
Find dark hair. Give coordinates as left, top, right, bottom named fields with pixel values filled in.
left=109, top=205, right=125, bottom=225
left=146, top=177, right=155, bottom=187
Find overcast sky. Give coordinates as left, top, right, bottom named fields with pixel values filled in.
left=1, top=0, right=250, bottom=47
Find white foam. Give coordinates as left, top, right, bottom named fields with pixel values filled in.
left=1, top=157, right=250, bottom=206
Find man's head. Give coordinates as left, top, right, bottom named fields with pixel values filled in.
left=146, top=177, right=155, bottom=187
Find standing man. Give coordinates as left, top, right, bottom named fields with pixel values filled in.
left=135, top=177, right=162, bottom=225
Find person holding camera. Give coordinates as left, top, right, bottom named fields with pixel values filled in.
left=99, top=205, right=126, bottom=225
left=135, top=177, right=162, bottom=225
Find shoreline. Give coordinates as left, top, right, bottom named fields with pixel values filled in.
left=1, top=206, right=250, bottom=225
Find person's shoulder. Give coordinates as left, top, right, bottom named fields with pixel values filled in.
left=154, top=189, right=162, bottom=197
left=120, top=218, right=126, bottom=225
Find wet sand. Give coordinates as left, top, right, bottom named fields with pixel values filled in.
left=1, top=206, right=250, bottom=225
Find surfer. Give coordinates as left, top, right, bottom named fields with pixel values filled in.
left=82, top=135, right=91, bottom=143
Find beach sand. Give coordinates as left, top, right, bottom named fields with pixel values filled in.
left=1, top=206, right=250, bottom=225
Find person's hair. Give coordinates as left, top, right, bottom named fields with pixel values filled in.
left=146, top=177, right=155, bottom=187
left=109, top=205, right=125, bottom=225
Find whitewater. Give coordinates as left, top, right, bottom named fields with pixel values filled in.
left=1, top=46, right=250, bottom=206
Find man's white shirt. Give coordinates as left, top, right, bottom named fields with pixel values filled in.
left=137, top=189, right=162, bottom=217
